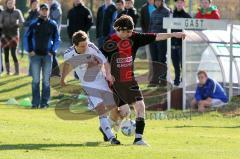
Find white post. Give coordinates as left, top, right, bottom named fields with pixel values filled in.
left=0, top=46, right=2, bottom=75
left=167, top=28, right=172, bottom=111
left=229, top=23, right=234, bottom=99
left=182, top=30, right=187, bottom=110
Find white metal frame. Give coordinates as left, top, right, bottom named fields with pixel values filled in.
left=163, top=18, right=231, bottom=110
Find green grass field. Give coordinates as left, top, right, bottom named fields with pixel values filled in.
left=1, top=56, right=240, bottom=159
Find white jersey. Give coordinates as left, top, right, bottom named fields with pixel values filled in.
left=64, top=42, right=110, bottom=91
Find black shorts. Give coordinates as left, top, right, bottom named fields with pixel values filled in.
left=112, top=80, right=143, bottom=107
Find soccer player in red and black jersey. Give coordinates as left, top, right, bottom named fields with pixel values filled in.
left=100, top=15, right=186, bottom=146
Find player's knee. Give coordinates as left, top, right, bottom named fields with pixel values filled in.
left=134, top=100, right=145, bottom=118
left=95, top=103, right=106, bottom=116
left=119, top=104, right=131, bottom=118
left=134, top=100, right=145, bottom=112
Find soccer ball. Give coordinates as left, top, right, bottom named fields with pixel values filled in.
left=121, top=120, right=136, bottom=136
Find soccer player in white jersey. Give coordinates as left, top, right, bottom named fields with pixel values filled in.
left=60, top=30, right=120, bottom=145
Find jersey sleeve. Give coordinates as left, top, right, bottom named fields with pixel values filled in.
left=134, top=32, right=157, bottom=47
left=88, top=43, right=107, bottom=64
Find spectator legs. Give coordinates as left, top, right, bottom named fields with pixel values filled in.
left=31, top=55, right=41, bottom=107
left=51, top=54, right=60, bottom=77
left=171, top=47, right=182, bottom=86
left=41, top=55, right=52, bottom=107
left=149, top=41, right=167, bottom=86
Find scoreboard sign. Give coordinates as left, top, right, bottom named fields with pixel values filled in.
left=163, top=18, right=228, bottom=30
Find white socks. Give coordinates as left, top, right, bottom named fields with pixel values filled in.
left=99, top=116, right=115, bottom=140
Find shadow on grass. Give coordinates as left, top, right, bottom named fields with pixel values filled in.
left=0, top=75, right=29, bottom=86
left=0, top=82, right=30, bottom=94
left=0, top=93, right=32, bottom=103
left=0, top=142, right=107, bottom=150
left=166, top=125, right=240, bottom=129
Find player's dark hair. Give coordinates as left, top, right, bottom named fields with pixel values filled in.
left=116, top=0, right=125, bottom=4
left=72, top=30, right=88, bottom=45
left=197, top=70, right=208, bottom=77
left=114, top=15, right=134, bottom=31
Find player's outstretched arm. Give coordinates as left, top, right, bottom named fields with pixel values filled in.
left=155, top=32, right=186, bottom=41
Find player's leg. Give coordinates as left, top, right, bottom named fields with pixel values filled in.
left=132, top=100, right=149, bottom=146
left=95, top=103, right=121, bottom=145
left=109, top=104, right=131, bottom=132
left=85, top=87, right=120, bottom=145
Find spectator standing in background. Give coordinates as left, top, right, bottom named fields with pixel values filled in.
left=140, top=0, right=155, bottom=33
left=24, top=3, right=60, bottom=109
left=47, top=0, right=62, bottom=32
left=148, top=0, right=170, bottom=87
left=24, top=0, right=39, bottom=29
left=195, top=0, right=220, bottom=19
left=67, top=0, right=93, bottom=40
left=47, top=0, right=62, bottom=77
left=96, top=0, right=117, bottom=48
left=115, top=0, right=125, bottom=17
left=140, top=0, right=156, bottom=86
left=24, top=0, right=40, bottom=76
left=117, top=0, right=138, bottom=27
left=171, top=0, right=191, bottom=86
left=67, top=0, right=93, bottom=80
left=0, top=0, right=24, bottom=75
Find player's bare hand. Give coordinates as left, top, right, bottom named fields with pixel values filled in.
left=173, top=32, right=186, bottom=39
left=106, top=74, right=115, bottom=86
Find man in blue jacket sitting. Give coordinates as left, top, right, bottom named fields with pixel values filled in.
left=191, top=70, right=228, bottom=112
left=24, top=3, right=60, bottom=109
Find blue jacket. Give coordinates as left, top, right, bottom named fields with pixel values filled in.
left=195, top=78, right=228, bottom=103
left=24, top=17, right=60, bottom=56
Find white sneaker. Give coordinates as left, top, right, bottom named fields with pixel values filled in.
left=133, top=139, right=150, bottom=147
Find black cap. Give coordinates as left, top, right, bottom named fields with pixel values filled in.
left=40, top=3, right=49, bottom=10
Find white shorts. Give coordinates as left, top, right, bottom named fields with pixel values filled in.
left=83, top=86, right=116, bottom=110
left=211, top=99, right=227, bottom=107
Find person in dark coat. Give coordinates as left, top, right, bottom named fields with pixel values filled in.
left=140, top=0, right=156, bottom=86
left=171, top=0, right=191, bottom=86
left=67, top=0, right=93, bottom=40
left=47, top=0, right=62, bottom=77
left=24, top=3, right=60, bottom=109
left=117, top=0, right=138, bottom=27
left=24, top=0, right=40, bottom=76
left=0, top=0, right=25, bottom=75
left=96, top=0, right=117, bottom=48
left=148, top=0, right=170, bottom=86
left=115, top=0, right=125, bottom=17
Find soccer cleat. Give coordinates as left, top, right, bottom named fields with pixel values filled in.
left=99, top=127, right=109, bottom=142
left=110, top=138, right=121, bottom=145
left=133, top=139, right=150, bottom=146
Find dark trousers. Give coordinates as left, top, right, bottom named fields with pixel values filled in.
left=4, top=47, right=18, bottom=63
left=149, top=40, right=167, bottom=84
left=51, top=54, right=60, bottom=77
left=171, top=46, right=182, bottom=85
